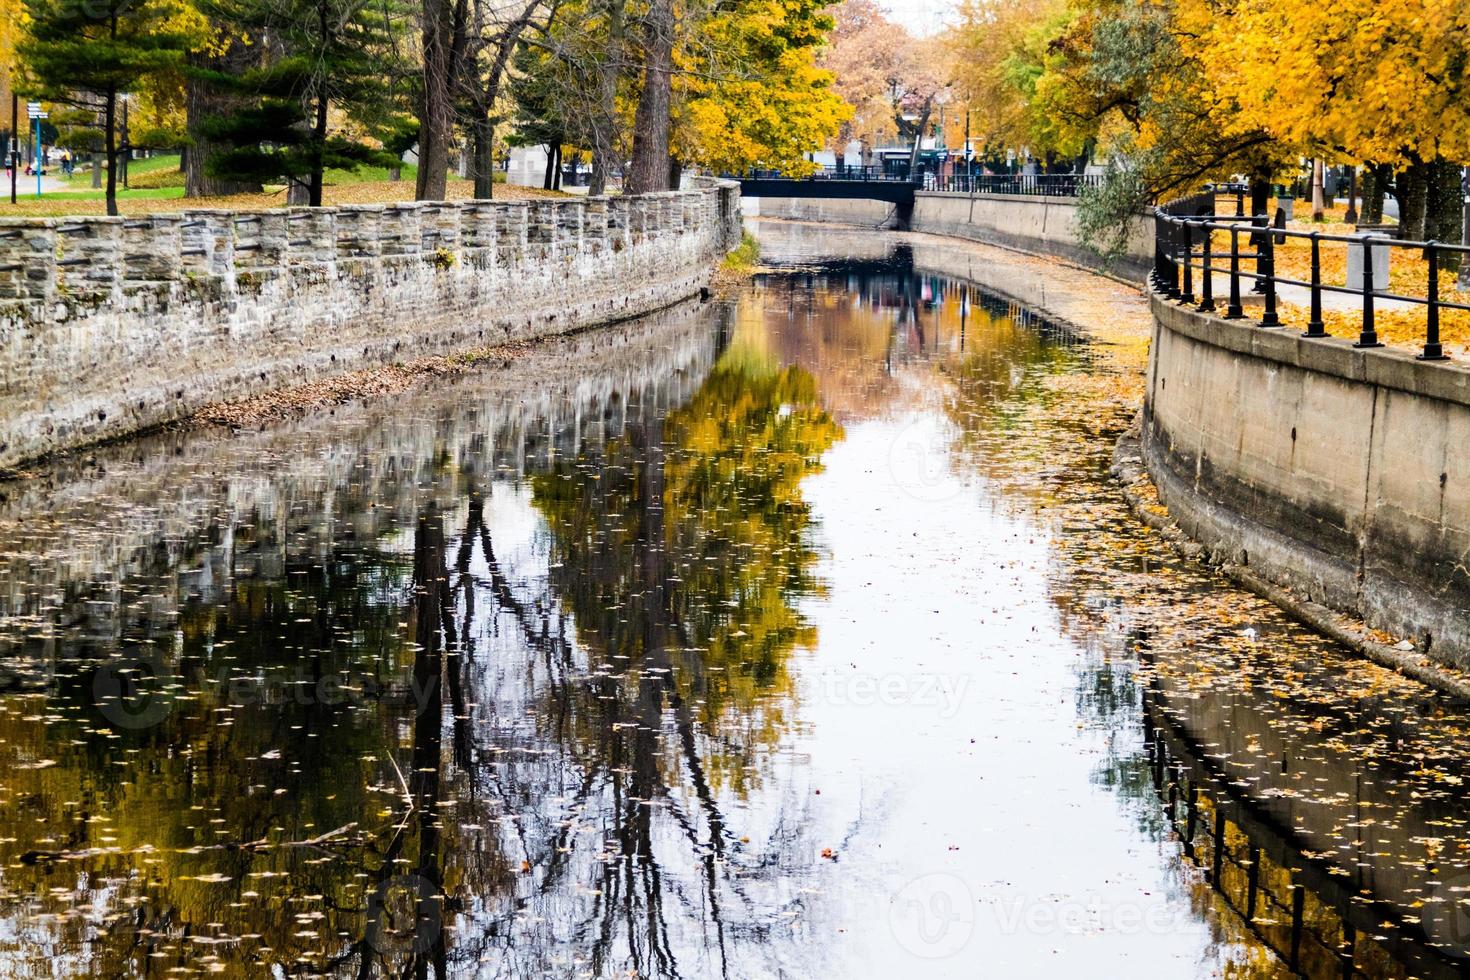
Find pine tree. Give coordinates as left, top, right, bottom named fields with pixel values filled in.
left=18, top=0, right=193, bottom=215
left=198, top=0, right=409, bottom=205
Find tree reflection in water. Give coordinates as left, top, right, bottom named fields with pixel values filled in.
left=371, top=342, right=842, bottom=977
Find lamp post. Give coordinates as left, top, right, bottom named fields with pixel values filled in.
left=1458, top=166, right=1470, bottom=291
left=119, top=93, right=130, bottom=190
left=9, top=91, right=15, bottom=205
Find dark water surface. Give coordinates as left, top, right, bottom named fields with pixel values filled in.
left=1, top=224, right=1468, bottom=978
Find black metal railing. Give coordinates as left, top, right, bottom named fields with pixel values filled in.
left=741, top=166, right=917, bottom=183
left=1154, top=190, right=1466, bottom=360
left=928, top=173, right=1105, bottom=197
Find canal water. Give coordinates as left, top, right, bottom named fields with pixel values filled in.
left=0, top=223, right=1467, bottom=978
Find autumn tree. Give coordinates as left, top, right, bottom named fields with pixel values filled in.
left=506, top=0, right=630, bottom=194
left=1179, top=0, right=1470, bottom=240
left=623, top=0, right=674, bottom=192
left=820, top=0, right=950, bottom=174
left=672, top=0, right=850, bottom=177
left=461, top=0, right=550, bottom=197
left=943, top=0, right=1066, bottom=166
left=18, top=0, right=198, bottom=215
left=817, top=0, right=906, bottom=167
left=198, top=0, right=406, bottom=205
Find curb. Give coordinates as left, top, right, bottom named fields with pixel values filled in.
left=1111, top=415, right=1470, bottom=703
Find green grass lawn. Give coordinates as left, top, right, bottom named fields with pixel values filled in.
left=47, top=154, right=421, bottom=200
left=48, top=185, right=188, bottom=201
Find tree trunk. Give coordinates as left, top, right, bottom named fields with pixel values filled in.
left=1397, top=160, right=1430, bottom=239
left=104, top=87, right=118, bottom=217
left=91, top=151, right=102, bottom=188
left=667, top=155, right=681, bottom=190
left=1311, top=158, right=1324, bottom=221
left=1361, top=163, right=1389, bottom=223
left=1249, top=175, right=1270, bottom=218
left=905, top=98, right=932, bottom=177
left=184, top=42, right=262, bottom=198
left=471, top=116, right=495, bottom=199
left=1427, top=159, right=1462, bottom=243
left=588, top=0, right=624, bottom=197
left=1426, top=159, right=1463, bottom=273
left=417, top=0, right=464, bottom=201
left=542, top=143, right=558, bottom=190
left=472, top=0, right=541, bottom=199
left=308, top=84, right=327, bottom=207
left=625, top=0, right=674, bottom=195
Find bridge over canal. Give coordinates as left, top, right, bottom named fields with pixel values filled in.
left=735, top=171, right=919, bottom=227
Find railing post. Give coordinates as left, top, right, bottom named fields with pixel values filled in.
left=1420, top=242, right=1448, bottom=360
left=1235, top=188, right=1244, bottom=217
left=1259, top=222, right=1279, bottom=326
left=1197, top=224, right=1215, bottom=311
left=1303, top=232, right=1325, bottom=337
left=1154, top=214, right=1167, bottom=290
left=1250, top=215, right=1267, bottom=294
left=1355, top=235, right=1383, bottom=348
left=1167, top=220, right=1182, bottom=299
left=1179, top=220, right=1195, bottom=305
left=1225, top=225, right=1244, bottom=319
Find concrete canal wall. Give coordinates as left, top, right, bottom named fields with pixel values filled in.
left=0, top=305, right=722, bottom=636
left=1143, top=293, right=1470, bottom=670
left=0, top=180, right=742, bottom=470
left=749, top=191, right=1152, bottom=280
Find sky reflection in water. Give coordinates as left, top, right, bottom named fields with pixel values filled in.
left=0, top=226, right=1465, bottom=978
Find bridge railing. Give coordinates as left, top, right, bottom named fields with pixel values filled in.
left=740, top=166, right=917, bottom=183
left=1154, top=189, right=1464, bottom=360
left=928, top=173, right=1104, bottom=196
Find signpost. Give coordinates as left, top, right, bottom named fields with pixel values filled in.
left=26, top=102, right=45, bottom=199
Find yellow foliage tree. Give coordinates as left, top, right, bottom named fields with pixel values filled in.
left=943, top=0, right=1067, bottom=160
left=1180, top=0, right=1470, bottom=166
left=673, top=0, right=851, bottom=175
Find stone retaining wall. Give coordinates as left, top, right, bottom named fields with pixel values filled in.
left=1144, top=292, right=1470, bottom=670
left=0, top=180, right=742, bottom=469
left=749, top=191, right=1152, bottom=280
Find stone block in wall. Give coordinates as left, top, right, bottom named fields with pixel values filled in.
left=583, top=197, right=609, bottom=256
left=606, top=197, right=631, bottom=257
left=526, top=201, right=556, bottom=269
left=122, top=215, right=182, bottom=284
left=421, top=205, right=459, bottom=260
left=0, top=221, right=57, bottom=304
left=629, top=197, right=649, bottom=246
left=54, top=218, right=121, bottom=304
left=336, top=206, right=383, bottom=260
left=232, top=211, right=286, bottom=272
left=526, top=201, right=554, bottom=242
left=181, top=210, right=235, bottom=284
left=380, top=204, right=423, bottom=257
left=285, top=207, right=336, bottom=266
left=553, top=200, right=583, bottom=261
left=458, top=201, right=495, bottom=253
left=495, top=203, right=528, bottom=272
left=679, top=194, right=695, bottom=236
